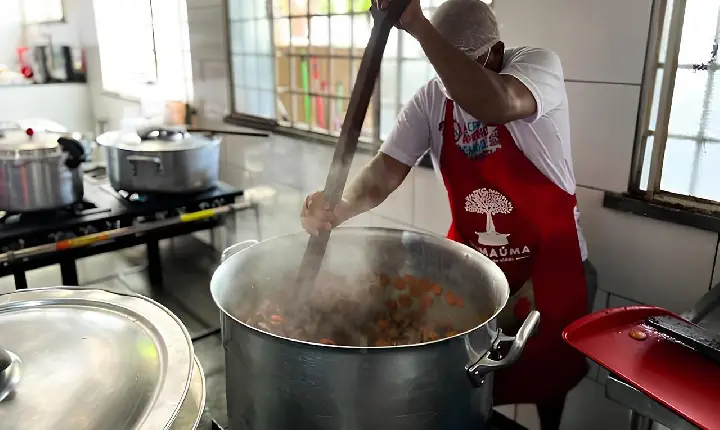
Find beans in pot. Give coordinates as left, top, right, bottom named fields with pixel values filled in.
left=243, top=272, right=485, bottom=347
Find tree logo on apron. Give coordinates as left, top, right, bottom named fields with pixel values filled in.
left=465, top=188, right=513, bottom=246
left=465, top=188, right=531, bottom=262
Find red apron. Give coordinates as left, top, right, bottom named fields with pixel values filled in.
left=439, top=99, right=588, bottom=405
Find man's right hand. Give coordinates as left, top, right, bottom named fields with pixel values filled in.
left=300, top=191, right=352, bottom=236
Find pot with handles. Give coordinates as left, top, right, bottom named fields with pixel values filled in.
left=210, top=227, right=539, bottom=430
left=96, top=126, right=221, bottom=194
left=0, top=287, right=206, bottom=430
left=0, top=127, right=85, bottom=212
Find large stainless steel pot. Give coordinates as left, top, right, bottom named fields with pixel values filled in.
left=211, top=227, right=539, bottom=430
left=0, top=287, right=205, bottom=430
left=0, top=128, right=85, bottom=212
left=96, top=126, right=221, bottom=194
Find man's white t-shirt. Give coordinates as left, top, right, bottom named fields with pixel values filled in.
left=379, top=46, right=588, bottom=260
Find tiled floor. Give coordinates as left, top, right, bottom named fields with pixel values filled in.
left=0, top=135, right=651, bottom=430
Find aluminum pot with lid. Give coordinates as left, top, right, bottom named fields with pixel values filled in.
left=211, top=228, right=539, bottom=430
left=0, top=128, right=85, bottom=212
left=97, top=126, right=221, bottom=194
left=0, top=287, right=206, bottom=430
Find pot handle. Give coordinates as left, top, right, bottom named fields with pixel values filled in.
left=466, top=310, right=541, bottom=387
left=127, top=155, right=164, bottom=174
left=0, top=348, right=20, bottom=402
left=221, top=240, right=259, bottom=263
left=186, top=128, right=270, bottom=138
left=57, top=137, right=86, bottom=169
left=139, top=126, right=188, bottom=141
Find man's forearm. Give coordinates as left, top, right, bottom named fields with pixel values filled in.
left=341, top=169, right=389, bottom=220
left=339, top=154, right=411, bottom=224
left=410, top=18, right=509, bottom=123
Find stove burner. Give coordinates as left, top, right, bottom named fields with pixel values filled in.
left=0, top=201, right=105, bottom=225
left=104, top=184, right=217, bottom=205
left=0, top=175, right=244, bottom=254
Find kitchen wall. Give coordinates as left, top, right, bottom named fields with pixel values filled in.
left=20, top=0, right=142, bottom=132
left=187, top=0, right=231, bottom=122
left=57, top=0, right=142, bottom=131
left=494, top=0, right=719, bottom=313
left=0, top=83, right=93, bottom=131
left=191, top=0, right=719, bottom=428
left=0, top=0, right=117, bottom=133
left=190, top=0, right=720, bottom=313
left=0, top=0, right=23, bottom=68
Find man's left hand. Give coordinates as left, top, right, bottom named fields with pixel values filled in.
left=375, top=0, right=428, bottom=36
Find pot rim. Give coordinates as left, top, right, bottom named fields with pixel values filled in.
left=169, top=355, right=206, bottom=430
left=97, top=130, right=221, bottom=152
left=0, top=286, right=196, bottom=430
left=210, top=226, right=510, bottom=350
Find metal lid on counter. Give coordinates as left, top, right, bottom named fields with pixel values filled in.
left=0, top=287, right=196, bottom=430
left=96, top=126, right=221, bottom=152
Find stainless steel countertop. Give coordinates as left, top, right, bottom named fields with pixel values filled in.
left=604, top=283, right=720, bottom=429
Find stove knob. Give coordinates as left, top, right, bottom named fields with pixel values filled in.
left=17, top=238, right=24, bottom=249
left=199, top=202, right=210, bottom=210
left=79, top=226, right=97, bottom=236
left=48, top=232, right=63, bottom=242
left=212, top=199, right=224, bottom=208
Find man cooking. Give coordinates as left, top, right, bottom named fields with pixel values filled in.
left=300, top=0, right=597, bottom=428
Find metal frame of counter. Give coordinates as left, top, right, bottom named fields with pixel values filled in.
left=603, top=283, right=720, bottom=430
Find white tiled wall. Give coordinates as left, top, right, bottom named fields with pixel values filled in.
left=187, top=0, right=231, bottom=121
left=566, top=82, right=641, bottom=193
left=577, top=186, right=717, bottom=312
left=494, top=0, right=653, bottom=85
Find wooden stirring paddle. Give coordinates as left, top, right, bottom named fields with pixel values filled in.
left=294, top=0, right=410, bottom=303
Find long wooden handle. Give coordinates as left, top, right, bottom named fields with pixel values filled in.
left=297, top=0, right=411, bottom=288
left=322, top=1, right=410, bottom=207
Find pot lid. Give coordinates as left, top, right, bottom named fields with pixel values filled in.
left=0, top=128, right=63, bottom=155
left=0, top=287, right=195, bottom=430
left=96, top=126, right=220, bottom=152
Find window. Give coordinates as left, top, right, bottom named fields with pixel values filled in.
left=228, top=0, right=376, bottom=139
left=94, top=0, right=193, bottom=102
left=634, top=0, right=720, bottom=210
left=228, top=0, right=276, bottom=121
left=226, top=0, right=491, bottom=145
left=23, top=0, right=64, bottom=24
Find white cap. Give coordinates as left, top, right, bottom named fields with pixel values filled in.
left=430, top=0, right=500, bottom=58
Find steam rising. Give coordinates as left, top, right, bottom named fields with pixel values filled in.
left=218, top=229, right=498, bottom=347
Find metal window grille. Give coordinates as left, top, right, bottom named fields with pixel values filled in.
left=632, top=0, right=720, bottom=210
left=227, top=0, right=492, bottom=148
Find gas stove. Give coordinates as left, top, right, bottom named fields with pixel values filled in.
left=0, top=167, right=244, bottom=252
left=0, top=165, right=252, bottom=290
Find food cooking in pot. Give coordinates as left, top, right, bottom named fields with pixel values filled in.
left=243, top=272, right=485, bottom=347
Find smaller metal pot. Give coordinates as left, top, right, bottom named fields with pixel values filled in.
left=97, top=126, right=222, bottom=194
left=0, top=128, right=85, bottom=212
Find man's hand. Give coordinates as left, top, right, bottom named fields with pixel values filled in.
left=375, top=0, right=429, bottom=36
left=300, top=191, right=352, bottom=236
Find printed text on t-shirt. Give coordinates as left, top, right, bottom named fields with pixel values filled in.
left=439, top=119, right=502, bottom=160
